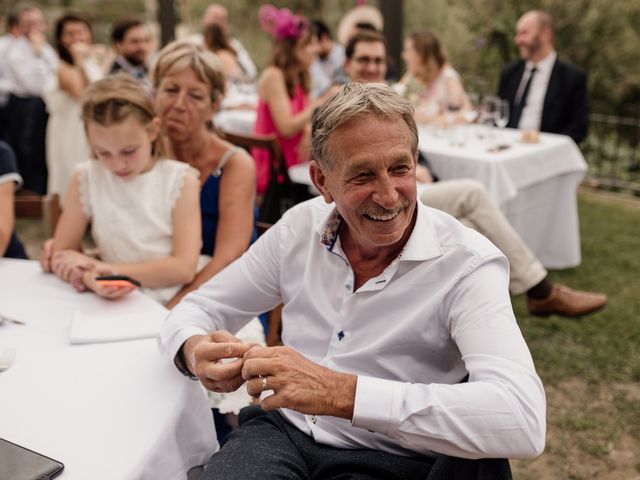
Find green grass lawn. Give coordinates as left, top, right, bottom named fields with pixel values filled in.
left=512, top=190, right=640, bottom=479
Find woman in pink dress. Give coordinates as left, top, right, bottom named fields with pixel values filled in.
left=253, top=5, right=330, bottom=195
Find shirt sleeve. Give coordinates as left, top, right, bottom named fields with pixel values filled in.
left=159, top=216, right=287, bottom=361
left=0, top=142, right=22, bottom=189
left=352, top=256, right=546, bottom=459
left=7, top=41, right=58, bottom=97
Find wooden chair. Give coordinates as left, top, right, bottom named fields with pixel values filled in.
left=219, top=129, right=291, bottom=184
left=221, top=129, right=316, bottom=225
left=14, top=193, right=61, bottom=238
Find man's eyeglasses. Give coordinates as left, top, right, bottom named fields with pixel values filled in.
left=353, top=56, right=386, bottom=66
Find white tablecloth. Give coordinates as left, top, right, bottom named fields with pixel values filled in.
left=209, top=108, right=585, bottom=268
left=214, top=109, right=257, bottom=136
left=418, top=127, right=587, bottom=268
left=0, top=259, right=217, bottom=480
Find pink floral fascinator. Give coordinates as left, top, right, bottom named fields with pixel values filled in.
left=258, top=4, right=308, bottom=41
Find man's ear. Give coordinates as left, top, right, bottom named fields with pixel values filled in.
left=309, top=161, right=334, bottom=204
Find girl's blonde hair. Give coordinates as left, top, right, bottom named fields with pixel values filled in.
left=81, top=74, right=164, bottom=158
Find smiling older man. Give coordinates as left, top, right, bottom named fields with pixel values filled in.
left=160, top=83, right=545, bottom=479
left=343, top=29, right=606, bottom=318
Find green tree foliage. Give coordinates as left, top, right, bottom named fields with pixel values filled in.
left=11, top=0, right=637, bottom=116
left=404, top=0, right=640, bottom=116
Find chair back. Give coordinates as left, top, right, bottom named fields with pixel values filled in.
left=220, top=130, right=293, bottom=184
left=220, top=129, right=314, bottom=224
left=14, top=193, right=61, bottom=238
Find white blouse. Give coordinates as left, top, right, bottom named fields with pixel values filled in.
left=77, top=158, right=196, bottom=303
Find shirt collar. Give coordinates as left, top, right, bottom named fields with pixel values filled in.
left=526, top=50, right=557, bottom=73
left=316, top=199, right=443, bottom=262
left=115, top=55, right=148, bottom=77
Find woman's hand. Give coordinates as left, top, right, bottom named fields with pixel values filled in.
left=69, top=41, right=89, bottom=65
left=312, top=85, right=341, bottom=110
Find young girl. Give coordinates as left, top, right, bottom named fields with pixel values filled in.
left=49, top=74, right=201, bottom=304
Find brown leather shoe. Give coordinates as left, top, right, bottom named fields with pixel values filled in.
left=527, top=284, right=607, bottom=317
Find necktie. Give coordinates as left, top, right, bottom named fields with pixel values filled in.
left=508, top=67, right=537, bottom=128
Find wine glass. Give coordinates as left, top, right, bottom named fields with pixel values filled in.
left=495, top=99, right=509, bottom=128
left=445, top=101, right=463, bottom=145
left=477, top=95, right=499, bottom=142
left=461, top=92, right=479, bottom=123
left=494, top=99, right=510, bottom=143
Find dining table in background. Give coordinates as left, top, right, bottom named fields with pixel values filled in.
left=417, top=126, right=587, bottom=268
left=210, top=105, right=586, bottom=269
left=0, top=259, right=217, bottom=480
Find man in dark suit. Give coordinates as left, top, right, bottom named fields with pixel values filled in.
left=498, top=10, right=589, bottom=144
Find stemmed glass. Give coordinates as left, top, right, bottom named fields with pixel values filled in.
left=494, top=99, right=510, bottom=144
left=461, top=92, right=479, bottom=124
left=477, top=95, right=499, bottom=142
left=445, top=101, right=463, bottom=145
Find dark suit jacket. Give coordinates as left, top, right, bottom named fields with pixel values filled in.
left=498, top=58, right=589, bottom=143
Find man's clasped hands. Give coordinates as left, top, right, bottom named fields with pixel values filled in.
left=182, top=331, right=357, bottom=419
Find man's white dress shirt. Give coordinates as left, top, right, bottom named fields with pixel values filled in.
left=0, top=35, right=16, bottom=106
left=160, top=197, right=546, bottom=460
left=4, top=36, right=58, bottom=98
left=310, top=42, right=346, bottom=97
left=517, top=51, right=557, bottom=131
left=187, top=33, right=257, bottom=81
left=230, top=38, right=257, bottom=81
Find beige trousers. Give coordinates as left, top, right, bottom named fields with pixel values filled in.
left=420, top=179, right=547, bottom=295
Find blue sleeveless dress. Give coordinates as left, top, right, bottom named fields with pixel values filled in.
left=199, top=147, right=257, bottom=256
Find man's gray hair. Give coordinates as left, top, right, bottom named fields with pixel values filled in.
left=311, top=82, right=418, bottom=170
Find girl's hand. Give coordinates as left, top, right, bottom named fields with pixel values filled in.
left=40, top=238, right=55, bottom=273
left=83, top=267, right=137, bottom=300
left=52, top=250, right=97, bottom=282
left=69, top=265, right=90, bottom=292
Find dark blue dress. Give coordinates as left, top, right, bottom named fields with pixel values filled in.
left=199, top=169, right=257, bottom=256
left=1, top=141, right=28, bottom=259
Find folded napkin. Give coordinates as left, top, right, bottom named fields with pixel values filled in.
left=69, top=311, right=163, bottom=345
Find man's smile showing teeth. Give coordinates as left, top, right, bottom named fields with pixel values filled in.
left=365, top=211, right=400, bottom=221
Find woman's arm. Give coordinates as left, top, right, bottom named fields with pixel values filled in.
left=258, top=67, right=316, bottom=138
left=443, top=72, right=472, bottom=111
left=166, top=148, right=256, bottom=308
left=58, top=60, right=91, bottom=101
left=0, top=182, right=14, bottom=256
left=97, top=170, right=201, bottom=288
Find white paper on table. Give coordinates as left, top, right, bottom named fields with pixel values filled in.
left=69, top=311, right=163, bottom=344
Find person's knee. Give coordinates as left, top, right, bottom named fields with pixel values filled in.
left=239, top=404, right=266, bottom=425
